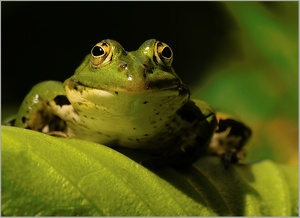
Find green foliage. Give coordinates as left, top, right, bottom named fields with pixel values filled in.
left=2, top=126, right=298, bottom=216
left=193, top=2, right=298, bottom=165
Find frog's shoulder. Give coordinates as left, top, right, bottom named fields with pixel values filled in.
left=14, top=80, right=67, bottom=128
left=25, top=80, right=65, bottom=98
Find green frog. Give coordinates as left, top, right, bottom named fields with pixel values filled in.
left=12, top=39, right=251, bottom=168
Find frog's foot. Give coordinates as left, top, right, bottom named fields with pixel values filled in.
left=221, top=149, right=246, bottom=168
left=208, top=113, right=252, bottom=167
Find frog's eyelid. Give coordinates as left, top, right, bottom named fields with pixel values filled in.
left=90, top=41, right=113, bottom=68
left=153, top=41, right=173, bottom=67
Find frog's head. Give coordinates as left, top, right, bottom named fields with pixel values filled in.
left=68, top=39, right=189, bottom=96
left=65, top=39, right=190, bottom=117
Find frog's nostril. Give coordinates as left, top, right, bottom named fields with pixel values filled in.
left=118, top=63, right=128, bottom=71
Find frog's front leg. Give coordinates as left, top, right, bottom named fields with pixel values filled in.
left=141, top=100, right=218, bottom=168
left=14, top=81, right=71, bottom=136
left=208, top=113, right=252, bottom=168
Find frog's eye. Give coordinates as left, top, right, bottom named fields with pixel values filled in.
left=153, top=41, right=173, bottom=67
left=90, top=41, right=113, bottom=68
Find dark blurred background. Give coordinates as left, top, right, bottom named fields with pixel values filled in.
left=2, top=2, right=298, bottom=166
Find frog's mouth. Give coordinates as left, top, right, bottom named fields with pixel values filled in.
left=66, top=78, right=190, bottom=98
left=146, top=77, right=186, bottom=89
left=147, top=81, right=191, bottom=98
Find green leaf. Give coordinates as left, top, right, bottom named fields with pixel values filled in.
left=1, top=126, right=298, bottom=216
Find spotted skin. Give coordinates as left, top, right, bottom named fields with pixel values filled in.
left=13, top=80, right=217, bottom=168
left=11, top=39, right=251, bottom=168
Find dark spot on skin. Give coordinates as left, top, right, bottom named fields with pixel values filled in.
left=128, top=138, right=133, bottom=141
left=165, top=123, right=170, bottom=127
left=151, top=121, right=156, bottom=124
left=77, top=102, right=83, bottom=106
left=136, top=138, right=140, bottom=142
left=143, top=101, right=148, bottom=104
left=53, top=95, right=71, bottom=107
left=144, top=134, right=149, bottom=136
left=115, top=91, right=119, bottom=95
left=153, top=126, right=157, bottom=129
left=155, top=112, right=160, bottom=115
left=133, top=128, right=136, bottom=130
left=97, top=131, right=102, bottom=135
left=159, top=104, right=162, bottom=107
left=105, top=134, right=111, bottom=137
left=84, top=115, right=88, bottom=118
left=91, top=117, right=96, bottom=120
left=159, top=118, right=162, bottom=121
left=22, top=116, right=28, bottom=124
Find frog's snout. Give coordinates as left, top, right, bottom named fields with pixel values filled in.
left=118, top=60, right=154, bottom=78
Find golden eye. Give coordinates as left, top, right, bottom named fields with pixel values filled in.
left=154, top=41, right=173, bottom=67
left=90, top=41, right=113, bottom=68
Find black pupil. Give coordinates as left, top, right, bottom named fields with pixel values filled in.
left=92, top=46, right=104, bottom=56
left=162, top=47, right=172, bottom=58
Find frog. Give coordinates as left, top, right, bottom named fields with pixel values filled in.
left=11, top=39, right=251, bottom=168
